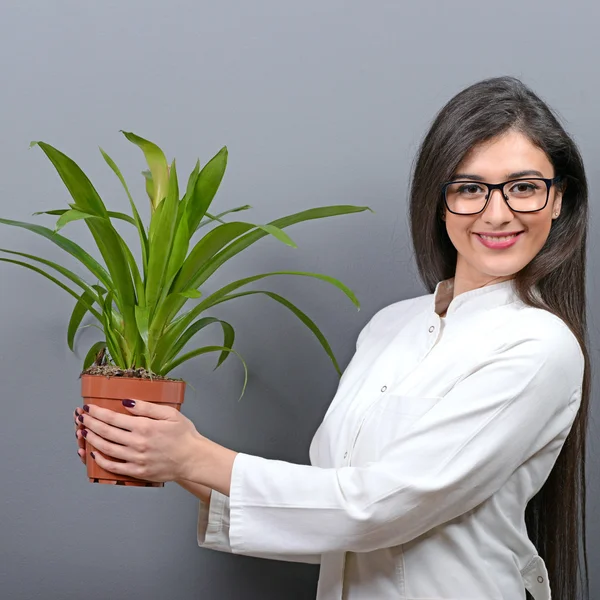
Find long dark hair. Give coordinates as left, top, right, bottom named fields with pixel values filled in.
left=409, top=76, right=590, bottom=600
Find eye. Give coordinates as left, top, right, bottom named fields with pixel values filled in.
left=508, top=180, right=540, bottom=195
left=457, top=183, right=485, bottom=195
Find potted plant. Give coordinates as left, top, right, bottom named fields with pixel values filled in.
left=0, top=132, right=370, bottom=487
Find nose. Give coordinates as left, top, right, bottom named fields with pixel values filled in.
left=482, top=188, right=514, bottom=226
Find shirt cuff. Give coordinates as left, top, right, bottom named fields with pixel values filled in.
left=197, top=488, right=232, bottom=552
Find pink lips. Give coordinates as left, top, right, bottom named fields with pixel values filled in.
left=474, top=231, right=524, bottom=249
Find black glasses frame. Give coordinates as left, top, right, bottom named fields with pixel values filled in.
left=441, top=176, right=563, bottom=215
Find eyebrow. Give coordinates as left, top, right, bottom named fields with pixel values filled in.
left=451, top=170, right=546, bottom=180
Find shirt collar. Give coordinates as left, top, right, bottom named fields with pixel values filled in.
left=432, top=278, right=518, bottom=317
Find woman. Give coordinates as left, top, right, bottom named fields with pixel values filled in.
left=73, top=76, right=590, bottom=600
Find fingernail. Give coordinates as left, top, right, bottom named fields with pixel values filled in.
left=122, top=399, right=136, bottom=408
left=82, top=430, right=88, bottom=438
left=90, top=452, right=96, bottom=459
left=83, top=405, right=90, bottom=413
left=78, top=415, right=84, bottom=423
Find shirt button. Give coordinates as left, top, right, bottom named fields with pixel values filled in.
left=428, top=326, right=435, bottom=333
left=343, top=451, right=348, bottom=459
left=537, top=576, right=544, bottom=583
left=381, top=385, right=387, bottom=392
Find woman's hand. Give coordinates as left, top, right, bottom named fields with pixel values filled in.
left=74, top=408, right=87, bottom=465
left=74, top=399, right=205, bottom=483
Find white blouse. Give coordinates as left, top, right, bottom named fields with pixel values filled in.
left=197, top=279, right=584, bottom=600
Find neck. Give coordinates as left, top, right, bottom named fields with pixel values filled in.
left=453, top=261, right=514, bottom=299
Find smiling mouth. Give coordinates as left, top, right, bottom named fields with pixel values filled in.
left=476, top=232, right=523, bottom=242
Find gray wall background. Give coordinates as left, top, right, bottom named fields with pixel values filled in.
left=1, top=1, right=598, bottom=599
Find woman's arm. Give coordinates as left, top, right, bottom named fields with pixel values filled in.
left=180, top=316, right=584, bottom=558
left=176, top=479, right=212, bottom=504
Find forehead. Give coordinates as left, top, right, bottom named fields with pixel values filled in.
left=456, top=130, right=554, bottom=178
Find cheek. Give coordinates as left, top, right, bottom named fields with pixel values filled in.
left=444, top=216, right=475, bottom=250
left=521, top=216, right=553, bottom=251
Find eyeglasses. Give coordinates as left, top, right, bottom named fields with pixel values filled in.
left=441, top=176, right=562, bottom=215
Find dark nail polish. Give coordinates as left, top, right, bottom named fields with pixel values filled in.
left=82, top=430, right=88, bottom=438
left=78, top=415, right=84, bottom=423
left=122, top=399, right=136, bottom=408
left=90, top=452, right=96, bottom=459
left=83, top=405, right=90, bottom=413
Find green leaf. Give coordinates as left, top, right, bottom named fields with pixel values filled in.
left=68, top=289, right=98, bottom=351
left=146, top=160, right=179, bottom=313
left=200, top=271, right=360, bottom=311
left=162, top=345, right=248, bottom=400
left=165, top=210, right=190, bottom=286
left=208, top=290, right=341, bottom=375
left=148, top=194, right=165, bottom=243
left=148, top=221, right=256, bottom=350
left=135, top=305, right=150, bottom=346
left=154, top=270, right=359, bottom=367
left=32, top=142, right=108, bottom=216
left=34, top=207, right=137, bottom=228
left=0, top=247, right=103, bottom=313
left=99, top=147, right=149, bottom=274
left=121, top=131, right=170, bottom=209
left=179, top=288, right=202, bottom=298
left=30, top=142, right=138, bottom=362
left=188, top=205, right=372, bottom=291
left=143, top=169, right=154, bottom=205
left=0, top=218, right=112, bottom=289
left=33, top=209, right=68, bottom=216
left=258, top=224, right=297, bottom=248
left=173, top=221, right=255, bottom=293
left=185, top=147, right=228, bottom=234
left=0, top=258, right=102, bottom=321
left=155, top=316, right=235, bottom=373
left=196, top=205, right=252, bottom=230
left=54, top=209, right=97, bottom=232
left=83, top=341, right=107, bottom=370
left=178, top=160, right=201, bottom=222
left=99, top=291, right=125, bottom=366
left=119, top=237, right=145, bottom=307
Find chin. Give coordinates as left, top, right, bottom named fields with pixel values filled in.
left=473, top=259, right=524, bottom=279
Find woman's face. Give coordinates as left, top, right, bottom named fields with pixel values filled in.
left=444, top=130, right=563, bottom=290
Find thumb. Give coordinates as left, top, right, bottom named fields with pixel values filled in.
left=121, top=399, right=177, bottom=420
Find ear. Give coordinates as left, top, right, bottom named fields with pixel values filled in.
left=552, top=192, right=564, bottom=219
left=552, top=179, right=567, bottom=219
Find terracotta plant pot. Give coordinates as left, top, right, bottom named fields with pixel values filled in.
left=80, top=374, right=186, bottom=487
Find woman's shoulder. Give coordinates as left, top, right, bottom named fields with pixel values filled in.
left=355, top=291, right=433, bottom=349
left=496, top=304, right=585, bottom=377
left=369, top=290, right=434, bottom=327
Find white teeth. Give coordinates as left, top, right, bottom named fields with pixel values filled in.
left=479, top=234, right=518, bottom=242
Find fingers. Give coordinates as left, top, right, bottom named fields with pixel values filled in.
left=74, top=409, right=86, bottom=465
left=82, top=428, right=135, bottom=462
left=89, top=450, right=147, bottom=480
left=121, top=399, right=179, bottom=420
left=77, top=411, right=133, bottom=446
left=76, top=446, right=87, bottom=465
left=82, top=404, right=137, bottom=430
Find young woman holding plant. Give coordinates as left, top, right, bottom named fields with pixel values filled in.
left=74, top=77, right=590, bottom=600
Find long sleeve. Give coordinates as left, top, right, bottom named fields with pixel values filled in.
left=197, top=488, right=321, bottom=563
left=195, top=312, right=379, bottom=564
left=225, top=319, right=584, bottom=557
